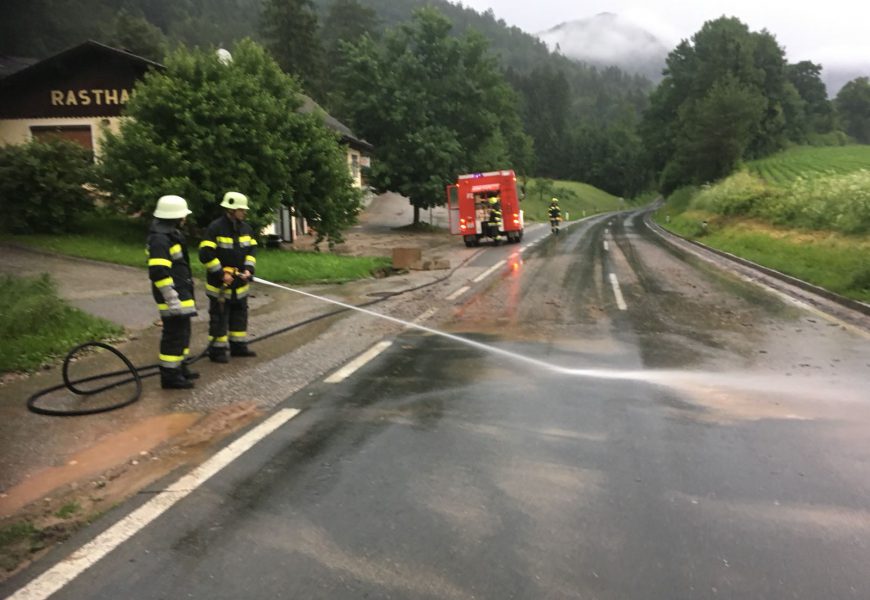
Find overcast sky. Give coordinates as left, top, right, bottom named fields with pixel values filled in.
left=457, top=0, right=870, bottom=67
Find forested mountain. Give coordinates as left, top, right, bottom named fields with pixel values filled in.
left=2, top=0, right=654, bottom=195
left=2, top=0, right=262, bottom=59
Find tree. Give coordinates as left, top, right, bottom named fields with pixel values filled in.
left=641, top=16, right=797, bottom=191
left=836, top=77, right=870, bottom=144
left=100, top=40, right=359, bottom=243
left=334, top=7, right=533, bottom=224
left=787, top=61, right=834, bottom=134
left=675, top=76, right=766, bottom=185
left=260, top=0, right=324, bottom=98
left=104, top=10, right=167, bottom=62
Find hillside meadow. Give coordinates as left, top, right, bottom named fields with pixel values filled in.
left=522, top=178, right=625, bottom=222
left=657, top=146, right=870, bottom=302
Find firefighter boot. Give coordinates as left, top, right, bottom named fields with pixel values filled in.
left=230, top=343, right=257, bottom=358
left=160, top=367, right=194, bottom=390
left=208, top=348, right=229, bottom=364
left=181, top=363, right=200, bottom=380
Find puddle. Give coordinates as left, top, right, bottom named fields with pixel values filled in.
left=0, top=412, right=200, bottom=517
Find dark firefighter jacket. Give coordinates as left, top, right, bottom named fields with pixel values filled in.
left=147, top=219, right=196, bottom=316
left=488, top=205, right=502, bottom=226
left=548, top=205, right=561, bottom=220
left=198, top=214, right=258, bottom=300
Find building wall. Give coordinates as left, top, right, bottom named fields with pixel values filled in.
left=347, top=148, right=362, bottom=188
left=0, top=115, right=122, bottom=155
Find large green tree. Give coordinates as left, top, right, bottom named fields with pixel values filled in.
left=260, top=0, right=324, bottom=98
left=333, top=7, right=533, bottom=223
left=836, top=77, right=870, bottom=144
left=787, top=61, right=834, bottom=135
left=101, top=40, right=359, bottom=243
left=641, top=16, right=802, bottom=192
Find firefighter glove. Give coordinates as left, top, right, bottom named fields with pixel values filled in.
left=161, top=286, right=184, bottom=315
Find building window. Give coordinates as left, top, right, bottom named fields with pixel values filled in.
left=30, top=125, right=93, bottom=151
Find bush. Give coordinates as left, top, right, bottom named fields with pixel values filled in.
left=691, top=171, right=774, bottom=216
left=0, top=138, right=96, bottom=233
left=806, top=131, right=850, bottom=147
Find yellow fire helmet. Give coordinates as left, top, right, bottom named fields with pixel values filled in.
left=154, top=195, right=192, bottom=219
left=221, top=191, right=249, bottom=210
left=489, top=197, right=499, bottom=204
left=551, top=197, right=559, bottom=204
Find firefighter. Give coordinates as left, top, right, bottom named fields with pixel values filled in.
left=148, top=195, right=198, bottom=389
left=487, top=196, right=503, bottom=242
left=548, top=197, right=562, bottom=233
left=199, top=191, right=258, bottom=363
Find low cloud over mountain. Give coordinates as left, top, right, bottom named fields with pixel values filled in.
left=537, top=12, right=668, bottom=82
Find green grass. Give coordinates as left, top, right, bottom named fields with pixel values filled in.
left=663, top=211, right=870, bottom=302
left=0, top=214, right=150, bottom=269
left=0, top=274, right=124, bottom=372
left=656, top=145, right=870, bottom=300
left=55, top=502, right=81, bottom=519
left=522, top=178, right=624, bottom=221
left=0, top=522, right=37, bottom=549
left=255, top=248, right=390, bottom=284
left=0, top=215, right=391, bottom=284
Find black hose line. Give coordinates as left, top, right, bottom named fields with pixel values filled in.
left=26, top=252, right=482, bottom=417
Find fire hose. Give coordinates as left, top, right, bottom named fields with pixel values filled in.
left=26, top=256, right=477, bottom=417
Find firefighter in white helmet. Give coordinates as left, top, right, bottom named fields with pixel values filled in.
left=148, top=195, right=198, bottom=389
left=199, top=191, right=258, bottom=363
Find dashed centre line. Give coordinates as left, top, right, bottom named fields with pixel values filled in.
left=608, top=273, right=628, bottom=311
left=446, top=286, right=470, bottom=301
left=473, top=260, right=505, bottom=283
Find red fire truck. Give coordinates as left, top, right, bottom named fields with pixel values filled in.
left=446, top=170, right=524, bottom=247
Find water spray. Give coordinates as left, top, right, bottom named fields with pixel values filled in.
left=252, top=277, right=868, bottom=404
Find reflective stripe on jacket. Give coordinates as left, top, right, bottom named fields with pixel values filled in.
left=198, top=214, right=258, bottom=299
left=147, top=219, right=196, bottom=316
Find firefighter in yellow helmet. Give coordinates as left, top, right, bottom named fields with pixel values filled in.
left=548, top=197, right=562, bottom=234
left=487, top=195, right=503, bottom=243
left=148, top=195, right=197, bottom=389
left=199, top=191, right=258, bottom=363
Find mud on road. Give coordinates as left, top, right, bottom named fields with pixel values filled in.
left=0, top=199, right=463, bottom=580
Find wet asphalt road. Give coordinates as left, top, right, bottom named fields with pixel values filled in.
left=5, top=212, right=870, bottom=599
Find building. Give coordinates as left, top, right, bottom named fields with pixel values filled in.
left=0, top=40, right=161, bottom=155
left=0, top=41, right=374, bottom=243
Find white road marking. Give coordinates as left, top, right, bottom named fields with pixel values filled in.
left=473, top=260, right=505, bottom=283
left=324, top=340, right=393, bottom=383
left=446, top=286, right=470, bottom=301
left=608, top=273, right=628, bottom=311
left=412, top=307, right=439, bottom=324
left=7, top=408, right=301, bottom=600
left=603, top=241, right=609, bottom=252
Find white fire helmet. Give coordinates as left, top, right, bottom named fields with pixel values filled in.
left=154, top=195, right=192, bottom=219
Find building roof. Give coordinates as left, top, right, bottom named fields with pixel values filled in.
left=0, top=40, right=163, bottom=88
left=299, top=94, right=374, bottom=153
left=0, top=55, right=39, bottom=79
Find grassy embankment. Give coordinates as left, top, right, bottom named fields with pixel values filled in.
left=523, top=178, right=625, bottom=221
left=656, top=145, right=870, bottom=302
left=0, top=274, right=123, bottom=371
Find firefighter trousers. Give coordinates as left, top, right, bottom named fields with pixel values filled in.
left=159, top=315, right=192, bottom=369
left=208, top=297, right=249, bottom=350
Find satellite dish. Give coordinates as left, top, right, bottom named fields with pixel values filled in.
left=216, top=48, right=233, bottom=65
